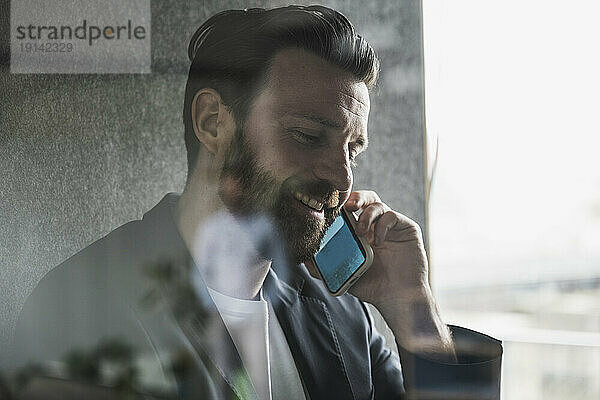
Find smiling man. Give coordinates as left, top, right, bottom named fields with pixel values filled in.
left=9, top=5, right=502, bottom=400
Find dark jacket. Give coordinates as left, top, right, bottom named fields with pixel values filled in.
left=10, top=194, right=502, bottom=399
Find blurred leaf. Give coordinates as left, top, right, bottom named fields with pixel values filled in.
left=64, top=349, right=100, bottom=382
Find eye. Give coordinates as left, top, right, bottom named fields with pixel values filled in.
left=289, top=129, right=321, bottom=146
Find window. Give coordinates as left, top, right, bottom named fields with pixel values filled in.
left=424, top=1, right=600, bottom=399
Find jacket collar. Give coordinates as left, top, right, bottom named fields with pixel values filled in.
left=265, top=265, right=355, bottom=400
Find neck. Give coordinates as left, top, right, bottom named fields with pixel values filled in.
left=175, top=157, right=271, bottom=300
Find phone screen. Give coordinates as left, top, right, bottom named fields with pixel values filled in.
left=314, top=211, right=367, bottom=293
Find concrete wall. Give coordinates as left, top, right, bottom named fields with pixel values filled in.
left=0, top=0, right=425, bottom=351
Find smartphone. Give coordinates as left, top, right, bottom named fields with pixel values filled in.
left=312, top=208, right=374, bottom=296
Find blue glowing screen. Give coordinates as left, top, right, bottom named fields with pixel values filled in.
left=314, top=213, right=366, bottom=293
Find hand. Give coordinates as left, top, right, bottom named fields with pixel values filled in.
left=303, top=190, right=429, bottom=305
left=306, top=190, right=456, bottom=359
left=342, top=190, right=429, bottom=307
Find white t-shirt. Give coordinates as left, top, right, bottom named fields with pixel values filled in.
left=190, top=211, right=306, bottom=399
left=207, top=287, right=306, bottom=400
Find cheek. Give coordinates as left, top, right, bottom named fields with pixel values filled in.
left=242, top=116, right=313, bottom=178
left=243, top=124, right=280, bottom=169
left=256, top=135, right=311, bottom=176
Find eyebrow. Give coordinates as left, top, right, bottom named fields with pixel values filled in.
left=287, top=113, right=345, bottom=129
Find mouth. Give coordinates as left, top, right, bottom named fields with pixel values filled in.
left=292, top=190, right=325, bottom=211
left=291, top=190, right=326, bottom=219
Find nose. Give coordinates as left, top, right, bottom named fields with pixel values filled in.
left=312, top=146, right=353, bottom=198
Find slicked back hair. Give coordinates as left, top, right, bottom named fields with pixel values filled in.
left=183, top=5, right=380, bottom=178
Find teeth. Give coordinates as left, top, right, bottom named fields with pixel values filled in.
left=293, top=191, right=324, bottom=211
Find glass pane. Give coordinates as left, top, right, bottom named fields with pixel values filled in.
left=424, top=1, right=600, bottom=399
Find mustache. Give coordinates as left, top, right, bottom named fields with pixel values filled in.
left=282, top=176, right=342, bottom=209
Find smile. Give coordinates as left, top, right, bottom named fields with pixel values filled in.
left=293, top=191, right=324, bottom=212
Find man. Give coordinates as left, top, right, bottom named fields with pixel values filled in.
left=8, top=5, right=502, bottom=400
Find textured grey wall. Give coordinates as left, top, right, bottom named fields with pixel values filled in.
left=0, top=0, right=425, bottom=351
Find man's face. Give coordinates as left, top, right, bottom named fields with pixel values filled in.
left=219, top=48, right=370, bottom=264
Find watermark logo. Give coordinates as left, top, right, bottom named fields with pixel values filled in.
left=11, top=0, right=151, bottom=73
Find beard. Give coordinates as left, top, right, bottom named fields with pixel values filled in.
left=218, top=127, right=340, bottom=264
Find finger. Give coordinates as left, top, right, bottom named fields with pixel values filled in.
left=343, top=196, right=361, bottom=212
left=344, top=190, right=381, bottom=211
left=384, top=214, right=424, bottom=243
left=373, top=210, right=399, bottom=246
left=356, top=202, right=388, bottom=236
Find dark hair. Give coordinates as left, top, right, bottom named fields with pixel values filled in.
left=183, top=5, right=380, bottom=177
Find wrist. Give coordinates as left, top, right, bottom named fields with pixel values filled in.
left=374, top=286, right=457, bottom=362
left=372, top=283, right=433, bottom=316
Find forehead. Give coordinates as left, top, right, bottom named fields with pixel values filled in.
left=257, top=48, right=370, bottom=127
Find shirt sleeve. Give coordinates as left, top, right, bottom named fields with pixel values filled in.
left=396, top=325, right=503, bottom=400
left=364, top=303, right=503, bottom=400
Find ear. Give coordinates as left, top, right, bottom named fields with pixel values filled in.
left=190, top=89, right=234, bottom=156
